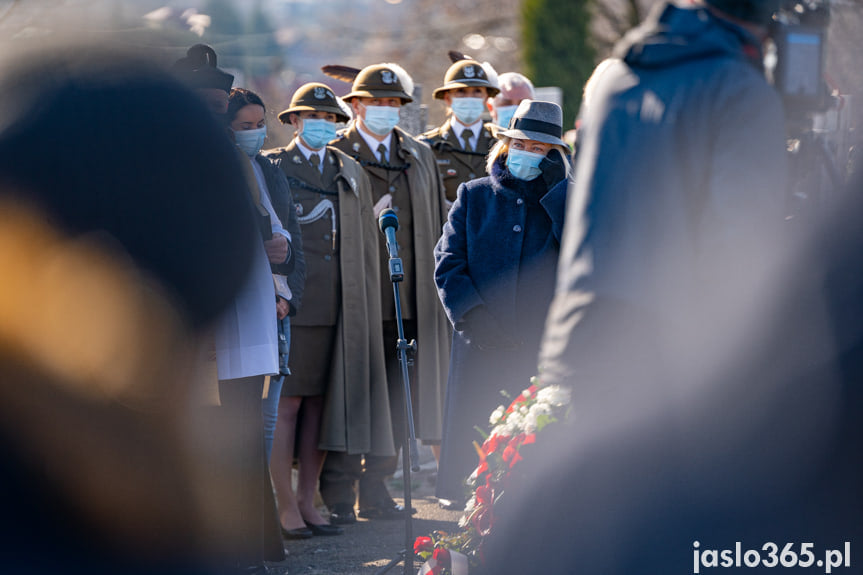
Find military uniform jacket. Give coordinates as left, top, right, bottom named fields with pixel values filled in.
left=420, top=118, right=496, bottom=203
left=265, top=141, right=394, bottom=456
left=330, top=124, right=452, bottom=441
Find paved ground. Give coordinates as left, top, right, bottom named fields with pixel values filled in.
left=267, top=450, right=462, bottom=575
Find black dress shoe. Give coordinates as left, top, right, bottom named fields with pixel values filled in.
left=280, top=525, right=313, bottom=540
left=328, top=503, right=357, bottom=525
left=304, top=520, right=344, bottom=536
left=358, top=500, right=417, bottom=520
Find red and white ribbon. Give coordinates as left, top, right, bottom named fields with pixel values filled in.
left=416, top=550, right=469, bottom=575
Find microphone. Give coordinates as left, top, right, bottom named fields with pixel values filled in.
left=378, top=208, right=403, bottom=282
left=378, top=208, right=400, bottom=259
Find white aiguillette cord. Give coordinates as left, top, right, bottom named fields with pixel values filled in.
left=297, top=198, right=337, bottom=250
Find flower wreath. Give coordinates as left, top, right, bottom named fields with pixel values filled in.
left=415, top=376, right=572, bottom=574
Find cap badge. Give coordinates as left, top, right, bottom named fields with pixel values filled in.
left=314, top=87, right=328, bottom=99
left=464, top=65, right=476, bottom=79
left=381, top=70, right=395, bottom=85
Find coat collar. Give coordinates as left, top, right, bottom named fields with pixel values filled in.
left=490, top=156, right=568, bottom=242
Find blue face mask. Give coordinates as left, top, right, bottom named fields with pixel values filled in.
left=450, top=97, right=485, bottom=126
left=362, top=105, right=400, bottom=136
left=506, top=148, right=545, bottom=181
left=495, top=105, right=518, bottom=128
left=233, top=126, right=267, bottom=157
left=300, top=118, right=337, bottom=150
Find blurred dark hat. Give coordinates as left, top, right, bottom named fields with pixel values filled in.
left=172, top=44, right=234, bottom=93
left=279, top=82, right=350, bottom=124
left=496, top=99, right=566, bottom=147
left=433, top=59, right=500, bottom=99
left=342, top=63, right=413, bottom=103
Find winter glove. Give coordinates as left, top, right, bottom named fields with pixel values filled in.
left=540, top=148, right=568, bottom=190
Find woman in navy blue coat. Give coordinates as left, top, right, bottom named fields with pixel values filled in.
left=434, top=100, right=570, bottom=505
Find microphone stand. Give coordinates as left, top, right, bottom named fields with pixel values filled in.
left=376, top=212, right=421, bottom=575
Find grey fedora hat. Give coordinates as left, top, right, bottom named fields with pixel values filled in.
left=497, top=99, right=565, bottom=147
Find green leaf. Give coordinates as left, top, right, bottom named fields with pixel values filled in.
left=474, top=425, right=489, bottom=440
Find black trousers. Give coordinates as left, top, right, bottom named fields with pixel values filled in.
left=319, top=320, right=418, bottom=510
left=217, top=376, right=284, bottom=567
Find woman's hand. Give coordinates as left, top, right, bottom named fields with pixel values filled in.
left=276, top=297, right=290, bottom=320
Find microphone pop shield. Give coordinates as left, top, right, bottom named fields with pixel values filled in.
left=378, top=208, right=399, bottom=233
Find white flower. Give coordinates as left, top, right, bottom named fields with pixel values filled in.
left=489, top=405, right=505, bottom=426
left=506, top=410, right=525, bottom=433
left=536, top=385, right=571, bottom=407
left=523, top=411, right=538, bottom=433
left=529, top=402, right=552, bottom=417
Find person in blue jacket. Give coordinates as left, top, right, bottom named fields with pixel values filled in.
left=479, top=1, right=811, bottom=573
left=433, top=100, right=570, bottom=507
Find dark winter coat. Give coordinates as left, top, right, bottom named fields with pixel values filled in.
left=540, top=1, right=789, bottom=389
left=433, top=156, right=567, bottom=500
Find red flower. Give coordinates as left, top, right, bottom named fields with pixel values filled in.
left=522, top=433, right=536, bottom=445
left=475, top=483, right=492, bottom=506
left=502, top=444, right=516, bottom=462
left=414, top=536, right=433, bottom=554
left=502, top=444, right=523, bottom=468
left=432, top=547, right=451, bottom=567
left=509, top=433, right=525, bottom=448
left=482, top=434, right=505, bottom=455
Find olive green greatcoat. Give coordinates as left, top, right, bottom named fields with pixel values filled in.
left=330, top=124, right=451, bottom=441
left=265, top=142, right=394, bottom=456
left=420, top=119, right=497, bottom=203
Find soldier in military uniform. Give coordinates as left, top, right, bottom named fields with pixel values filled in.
left=420, top=59, right=501, bottom=205
left=323, top=63, right=450, bottom=523
left=265, top=83, right=393, bottom=534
